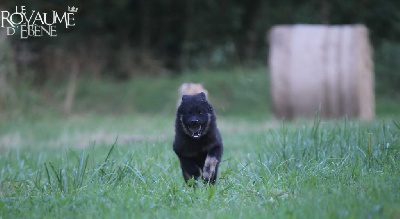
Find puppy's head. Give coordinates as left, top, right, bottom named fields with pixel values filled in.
left=178, top=92, right=213, bottom=139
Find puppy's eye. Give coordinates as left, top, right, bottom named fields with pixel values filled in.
left=187, top=111, right=191, bottom=116
left=199, top=112, right=203, bottom=115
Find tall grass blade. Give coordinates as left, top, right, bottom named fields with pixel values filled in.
left=44, top=163, right=51, bottom=186
left=61, top=168, right=68, bottom=193
left=76, top=150, right=87, bottom=188
left=312, top=110, right=321, bottom=160
left=393, top=120, right=400, bottom=131
left=105, top=137, right=118, bottom=162
left=68, top=148, right=80, bottom=162
left=49, top=162, right=62, bottom=191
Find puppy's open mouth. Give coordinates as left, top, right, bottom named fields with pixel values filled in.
left=188, top=125, right=202, bottom=139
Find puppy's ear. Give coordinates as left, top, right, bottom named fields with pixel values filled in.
left=199, top=92, right=206, bottom=98
left=208, top=103, right=213, bottom=112
left=182, top=95, right=189, bottom=101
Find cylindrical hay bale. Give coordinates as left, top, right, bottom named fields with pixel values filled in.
left=269, top=24, right=375, bottom=120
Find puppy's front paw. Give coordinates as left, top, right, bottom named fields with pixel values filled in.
left=202, top=169, right=215, bottom=183
left=202, top=156, right=218, bottom=184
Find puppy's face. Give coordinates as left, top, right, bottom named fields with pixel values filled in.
left=178, top=92, right=212, bottom=139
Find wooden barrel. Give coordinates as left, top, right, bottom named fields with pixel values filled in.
left=269, top=24, right=374, bottom=120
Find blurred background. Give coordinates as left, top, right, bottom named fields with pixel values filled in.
left=0, top=0, right=399, bottom=118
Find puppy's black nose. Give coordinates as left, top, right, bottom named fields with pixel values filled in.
left=190, top=119, right=199, bottom=125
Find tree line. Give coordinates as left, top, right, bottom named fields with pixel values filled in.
left=1, top=0, right=399, bottom=84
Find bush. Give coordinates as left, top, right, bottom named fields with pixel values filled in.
left=374, top=40, right=400, bottom=97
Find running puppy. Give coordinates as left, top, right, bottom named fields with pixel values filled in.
left=173, top=92, right=223, bottom=185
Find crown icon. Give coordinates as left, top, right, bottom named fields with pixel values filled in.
left=68, top=6, right=78, bottom=13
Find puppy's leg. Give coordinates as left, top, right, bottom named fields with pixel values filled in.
left=179, top=157, right=202, bottom=184
left=202, top=156, right=219, bottom=185
left=202, top=144, right=222, bottom=184
left=210, top=163, right=219, bottom=184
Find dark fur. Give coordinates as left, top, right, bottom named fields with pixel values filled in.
left=173, top=92, right=223, bottom=185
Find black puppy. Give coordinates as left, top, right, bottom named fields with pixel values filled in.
left=173, top=92, right=223, bottom=185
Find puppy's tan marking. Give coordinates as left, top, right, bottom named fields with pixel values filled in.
left=202, top=156, right=218, bottom=180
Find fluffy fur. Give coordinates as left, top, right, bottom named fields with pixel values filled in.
left=173, top=92, right=223, bottom=185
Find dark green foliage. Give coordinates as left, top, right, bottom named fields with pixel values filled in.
left=3, top=1, right=400, bottom=84
left=374, top=40, right=400, bottom=97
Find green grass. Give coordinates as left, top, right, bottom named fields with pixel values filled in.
left=1, top=114, right=400, bottom=218
left=1, top=68, right=400, bottom=218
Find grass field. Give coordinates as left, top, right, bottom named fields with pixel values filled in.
left=1, top=69, right=400, bottom=218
